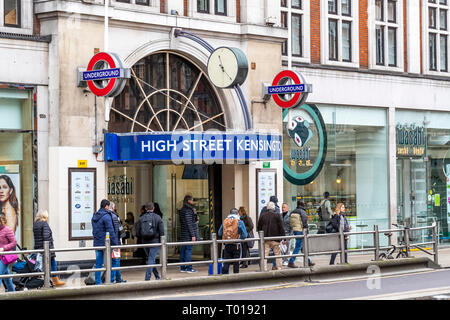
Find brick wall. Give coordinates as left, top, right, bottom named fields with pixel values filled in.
left=160, top=0, right=166, bottom=13
left=310, top=0, right=321, bottom=64
left=359, top=0, right=369, bottom=68
left=184, top=0, right=188, bottom=16
left=236, top=0, right=240, bottom=23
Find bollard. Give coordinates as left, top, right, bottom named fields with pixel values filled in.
left=161, top=236, right=167, bottom=280
left=374, top=225, right=379, bottom=261
left=43, top=241, right=51, bottom=288
left=432, top=222, right=439, bottom=265
left=303, top=229, right=309, bottom=268
left=105, top=238, right=112, bottom=284
left=211, top=233, right=218, bottom=275
left=339, top=227, right=345, bottom=264
left=258, top=231, right=265, bottom=272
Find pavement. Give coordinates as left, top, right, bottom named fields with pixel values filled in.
left=1, top=245, right=448, bottom=297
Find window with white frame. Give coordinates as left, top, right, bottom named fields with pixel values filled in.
left=197, top=0, right=227, bottom=15
left=189, top=0, right=235, bottom=22
left=374, top=0, right=400, bottom=67
left=4, top=0, right=21, bottom=28
left=0, top=0, right=32, bottom=34
left=281, top=0, right=310, bottom=63
left=321, top=0, right=358, bottom=66
left=426, top=0, right=449, bottom=72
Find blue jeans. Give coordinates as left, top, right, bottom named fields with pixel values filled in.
left=0, top=260, right=14, bottom=292
left=145, top=247, right=160, bottom=280
left=180, top=245, right=193, bottom=271
left=289, top=231, right=312, bottom=265
left=51, top=257, right=57, bottom=272
left=95, top=250, right=104, bottom=285
left=111, top=258, right=122, bottom=283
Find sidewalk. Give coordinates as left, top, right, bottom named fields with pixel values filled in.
left=46, top=245, right=450, bottom=289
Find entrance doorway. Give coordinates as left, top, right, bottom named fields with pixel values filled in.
left=396, top=158, right=428, bottom=241
left=107, top=162, right=222, bottom=259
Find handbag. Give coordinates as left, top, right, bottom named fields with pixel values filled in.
left=0, top=253, right=18, bottom=265
left=325, top=221, right=335, bottom=233
left=111, top=249, right=121, bottom=259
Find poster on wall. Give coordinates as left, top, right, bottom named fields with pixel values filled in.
left=0, top=172, right=21, bottom=244
left=69, top=168, right=96, bottom=240
left=256, top=169, right=277, bottom=220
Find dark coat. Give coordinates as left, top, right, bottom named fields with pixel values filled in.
left=241, top=214, right=254, bottom=234
left=330, top=213, right=350, bottom=233
left=257, top=210, right=285, bottom=241
left=33, top=221, right=56, bottom=258
left=179, top=203, right=200, bottom=242
left=135, top=211, right=165, bottom=244
left=91, top=208, right=119, bottom=247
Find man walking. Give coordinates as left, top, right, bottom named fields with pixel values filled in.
left=179, top=195, right=200, bottom=273
left=136, top=202, right=164, bottom=280
left=260, top=196, right=281, bottom=215
left=91, top=199, right=119, bottom=285
left=257, top=202, right=285, bottom=271
left=109, top=202, right=125, bottom=283
left=281, top=203, right=293, bottom=266
left=218, top=208, right=248, bottom=274
left=288, top=200, right=315, bottom=268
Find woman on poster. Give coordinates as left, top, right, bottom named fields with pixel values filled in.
left=0, top=175, right=19, bottom=234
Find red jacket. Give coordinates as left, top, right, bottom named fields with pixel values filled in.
left=0, top=225, right=17, bottom=251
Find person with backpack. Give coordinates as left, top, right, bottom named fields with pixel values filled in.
left=135, top=202, right=164, bottom=281
left=0, top=212, right=16, bottom=292
left=33, top=209, right=65, bottom=287
left=91, top=199, right=119, bottom=285
left=178, top=195, right=200, bottom=273
left=218, top=208, right=247, bottom=274
left=288, top=200, right=315, bottom=268
left=257, top=201, right=285, bottom=271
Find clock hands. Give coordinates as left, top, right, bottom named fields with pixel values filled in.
left=218, top=55, right=233, bottom=82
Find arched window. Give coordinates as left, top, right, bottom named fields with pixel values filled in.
left=109, top=51, right=226, bottom=133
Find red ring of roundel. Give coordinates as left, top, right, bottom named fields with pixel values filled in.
left=87, top=52, right=117, bottom=97
left=271, top=70, right=303, bottom=109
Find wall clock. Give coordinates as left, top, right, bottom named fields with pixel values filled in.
left=207, top=47, right=248, bottom=89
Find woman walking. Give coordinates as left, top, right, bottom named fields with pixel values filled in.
left=0, top=212, right=16, bottom=292
left=33, top=210, right=65, bottom=287
left=238, top=206, right=254, bottom=268
left=329, top=203, right=351, bottom=265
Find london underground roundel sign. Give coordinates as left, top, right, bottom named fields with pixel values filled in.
left=83, top=52, right=130, bottom=97
left=269, top=70, right=312, bottom=109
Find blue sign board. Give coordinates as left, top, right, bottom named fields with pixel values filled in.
left=268, top=84, right=305, bottom=95
left=82, top=68, right=121, bottom=81
left=105, top=132, right=282, bottom=162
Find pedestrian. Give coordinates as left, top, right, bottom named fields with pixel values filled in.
left=329, top=202, right=352, bottom=265
left=0, top=212, right=16, bottom=292
left=178, top=195, right=200, bottom=273
left=260, top=196, right=281, bottom=215
left=109, top=202, right=126, bottom=283
left=218, top=208, right=247, bottom=274
left=238, top=206, right=253, bottom=268
left=288, top=200, right=315, bottom=268
left=319, top=192, right=333, bottom=222
left=257, top=201, right=285, bottom=271
left=33, top=209, right=65, bottom=287
left=134, top=205, right=148, bottom=261
left=136, top=202, right=164, bottom=281
left=124, top=211, right=135, bottom=240
left=281, top=203, right=293, bottom=267
left=91, top=199, right=119, bottom=285
left=154, top=202, right=163, bottom=218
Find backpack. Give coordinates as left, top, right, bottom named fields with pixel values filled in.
left=140, top=213, right=157, bottom=240
left=320, top=200, right=331, bottom=221
left=223, top=218, right=239, bottom=240
left=317, top=206, right=323, bottom=221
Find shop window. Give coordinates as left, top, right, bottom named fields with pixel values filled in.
left=283, top=105, right=389, bottom=249
left=4, top=0, right=21, bottom=27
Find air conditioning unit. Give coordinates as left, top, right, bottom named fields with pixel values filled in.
left=264, top=0, right=280, bottom=26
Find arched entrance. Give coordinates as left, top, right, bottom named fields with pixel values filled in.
left=107, top=51, right=225, bottom=258
left=108, top=51, right=227, bottom=133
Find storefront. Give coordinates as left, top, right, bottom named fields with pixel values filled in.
left=396, top=110, right=450, bottom=245
left=0, top=88, right=36, bottom=248
left=283, top=103, right=389, bottom=248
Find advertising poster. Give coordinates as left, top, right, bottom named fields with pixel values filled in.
left=69, top=168, right=96, bottom=240
left=0, top=173, right=21, bottom=244
left=256, top=169, right=277, bottom=219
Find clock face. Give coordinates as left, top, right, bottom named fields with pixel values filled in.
left=207, top=47, right=248, bottom=89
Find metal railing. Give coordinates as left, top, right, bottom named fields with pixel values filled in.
left=0, top=223, right=438, bottom=290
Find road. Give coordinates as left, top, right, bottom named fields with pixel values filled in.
left=145, top=268, right=450, bottom=300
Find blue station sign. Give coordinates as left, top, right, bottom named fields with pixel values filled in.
left=105, top=132, right=282, bottom=162
left=268, top=84, right=306, bottom=95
